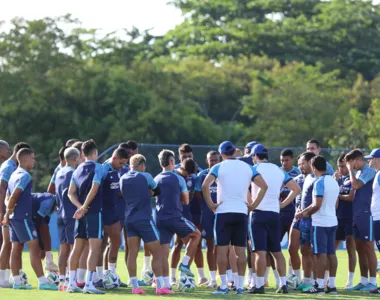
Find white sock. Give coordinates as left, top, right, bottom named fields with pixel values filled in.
left=85, top=271, right=95, bottom=288
left=317, top=278, right=324, bottom=288
left=96, top=266, right=104, bottom=280
left=220, top=274, right=227, bottom=289
left=304, top=277, right=311, bottom=284
left=328, top=277, right=336, bottom=288
left=69, top=270, right=76, bottom=286
left=5, top=269, right=10, bottom=282
left=311, top=271, right=314, bottom=280
left=294, top=269, right=301, bottom=281
left=210, top=271, right=216, bottom=281
left=143, top=256, right=151, bottom=271
left=13, top=275, right=21, bottom=285
left=156, top=276, right=164, bottom=289
left=288, top=265, right=293, bottom=275
left=256, top=276, right=264, bottom=288
left=59, top=275, right=65, bottom=282
left=38, top=276, right=48, bottom=284
left=0, top=270, right=5, bottom=282
left=181, top=255, right=191, bottom=266
left=264, top=267, right=270, bottom=282
left=108, top=263, right=116, bottom=274
left=130, top=277, right=139, bottom=289
left=361, top=276, right=369, bottom=285
left=170, top=268, right=176, bottom=279
left=164, top=276, right=170, bottom=288
left=233, top=272, right=238, bottom=285
left=238, top=276, right=244, bottom=289
left=45, top=251, right=53, bottom=263
left=251, top=273, right=256, bottom=287
left=273, top=269, right=280, bottom=285
left=370, top=277, right=377, bottom=285
left=324, top=270, right=330, bottom=282
left=246, top=269, right=252, bottom=284
left=227, top=269, right=233, bottom=282
left=77, top=268, right=86, bottom=283
left=280, top=276, right=287, bottom=287
left=197, top=268, right=205, bottom=279
left=348, top=272, right=354, bottom=283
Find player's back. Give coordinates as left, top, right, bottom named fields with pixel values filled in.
left=312, top=175, right=339, bottom=227
left=294, top=174, right=305, bottom=209
left=55, top=166, right=76, bottom=219
left=353, top=165, right=376, bottom=217
left=336, top=174, right=353, bottom=220
left=31, top=192, right=55, bottom=218
left=8, top=167, right=32, bottom=219
left=301, top=174, right=317, bottom=210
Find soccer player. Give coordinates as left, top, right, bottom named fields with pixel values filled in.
left=125, top=140, right=139, bottom=159
left=306, top=140, right=334, bottom=175
left=121, top=154, right=173, bottom=295
left=154, top=149, right=201, bottom=289
left=0, top=142, right=30, bottom=288
left=238, top=141, right=258, bottom=166
left=3, top=148, right=57, bottom=290
left=55, top=147, right=81, bottom=291
left=248, top=144, right=301, bottom=294
left=295, top=156, right=339, bottom=294
left=194, top=150, right=220, bottom=288
left=345, top=149, right=377, bottom=291
left=101, top=147, right=129, bottom=281
left=68, top=139, right=106, bottom=294
left=334, top=153, right=356, bottom=288
left=368, top=148, right=380, bottom=294
left=66, top=139, right=80, bottom=147
left=202, top=141, right=268, bottom=295
left=289, top=152, right=317, bottom=291
left=0, top=141, right=10, bottom=165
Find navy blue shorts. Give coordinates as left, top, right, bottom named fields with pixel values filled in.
left=373, top=220, right=380, bottom=252
left=249, top=210, right=281, bottom=252
left=32, top=214, right=44, bottom=250
left=201, top=213, right=215, bottom=241
left=9, top=217, right=38, bottom=243
left=156, top=217, right=196, bottom=245
left=299, top=218, right=312, bottom=245
left=125, top=219, right=159, bottom=243
left=215, top=213, right=247, bottom=247
left=353, top=215, right=373, bottom=242
left=291, top=219, right=300, bottom=231
left=58, top=218, right=75, bottom=245
left=280, top=215, right=293, bottom=240
left=103, top=209, right=121, bottom=227
left=311, top=226, right=337, bottom=255
left=74, top=212, right=104, bottom=240
left=336, top=218, right=353, bottom=241
left=182, top=206, right=193, bottom=223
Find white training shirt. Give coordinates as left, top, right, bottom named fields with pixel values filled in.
left=371, top=171, right=380, bottom=221
left=251, top=162, right=291, bottom=213
left=312, top=174, right=339, bottom=227
left=210, top=158, right=259, bottom=215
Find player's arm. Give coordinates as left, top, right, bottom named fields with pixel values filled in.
left=82, top=163, right=105, bottom=210
left=347, top=161, right=375, bottom=190
left=194, top=173, right=203, bottom=202
left=338, top=188, right=355, bottom=202
left=247, top=189, right=253, bottom=205
left=177, top=174, right=189, bottom=205
left=145, top=173, right=160, bottom=196
left=68, top=177, right=82, bottom=210
left=248, top=174, right=268, bottom=210
left=280, top=179, right=301, bottom=209
left=299, top=196, right=323, bottom=218
left=47, top=182, right=56, bottom=195
left=202, top=174, right=220, bottom=212
left=0, top=180, right=8, bottom=222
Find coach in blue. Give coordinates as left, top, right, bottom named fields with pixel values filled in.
left=154, top=149, right=201, bottom=288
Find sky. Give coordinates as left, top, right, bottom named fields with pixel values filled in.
left=0, top=0, right=184, bottom=35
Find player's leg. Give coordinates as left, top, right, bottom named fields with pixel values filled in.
left=170, top=234, right=182, bottom=284
left=194, top=224, right=206, bottom=285
left=228, top=245, right=238, bottom=289
left=105, top=221, right=121, bottom=275
left=0, top=226, right=12, bottom=287
left=127, top=234, right=142, bottom=293
left=288, top=223, right=301, bottom=282
left=40, top=217, right=57, bottom=272
left=326, top=226, right=338, bottom=293
left=142, top=244, right=152, bottom=273
left=10, top=242, right=24, bottom=287
left=77, top=240, right=88, bottom=288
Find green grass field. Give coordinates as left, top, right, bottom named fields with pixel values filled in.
left=1, top=250, right=379, bottom=299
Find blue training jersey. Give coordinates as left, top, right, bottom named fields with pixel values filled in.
left=154, top=171, right=188, bottom=221
left=195, top=168, right=217, bottom=217
left=294, top=174, right=305, bottom=209
left=336, top=174, right=353, bottom=220
left=31, top=192, right=56, bottom=218
left=352, top=165, right=376, bottom=218
left=301, top=173, right=317, bottom=210
left=55, top=166, right=77, bottom=219
left=280, top=166, right=301, bottom=219
left=50, top=164, right=64, bottom=184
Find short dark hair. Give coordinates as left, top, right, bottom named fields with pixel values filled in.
left=82, top=139, right=97, bottom=157
left=207, top=150, right=219, bottom=157
left=13, top=142, right=31, bottom=154
left=126, top=140, right=138, bottom=150
left=118, top=143, right=131, bottom=151
left=113, top=147, right=129, bottom=160
left=158, top=150, right=175, bottom=167
left=59, top=146, right=68, bottom=162
left=307, top=139, right=320, bottom=148
left=178, top=143, right=192, bottom=154
left=72, top=141, right=83, bottom=153
left=182, top=158, right=197, bottom=174
left=300, top=151, right=316, bottom=162
left=345, top=149, right=363, bottom=162
left=256, top=152, right=269, bottom=161
left=312, top=155, right=327, bottom=172
left=16, top=148, right=34, bottom=162
left=66, top=139, right=79, bottom=147
left=337, top=153, right=346, bottom=163
left=281, top=149, right=294, bottom=158
left=224, top=148, right=236, bottom=157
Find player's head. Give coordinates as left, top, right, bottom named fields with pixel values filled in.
left=118, top=142, right=131, bottom=152
left=234, top=148, right=243, bottom=158
left=218, top=141, right=235, bottom=159
left=13, top=142, right=31, bottom=156
left=16, top=148, right=35, bottom=170
left=111, top=148, right=129, bottom=170
left=158, top=149, right=176, bottom=171
left=251, top=144, right=268, bottom=164
left=244, top=141, right=258, bottom=156
left=345, top=149, right=365, bottom=170
left=178, top=143, right=194, bottom=162
left=337, top=153, right=348, bottom=176
left=66, top=139, right=79, bottom=147
left=206, top=150, right=220, bottom=168
left=365, top=148, right=380, bottom=171
left=64, top=147, right=81, bottom=168
left=306, top=139, right=321, bottom=155
left=72, top=141, right=85, bottom=163
left=311, top=155, right=327, bottom=176
left=280, top=149, right=295, bottom=171
left=126, top=140, right=138, bottom=158
left=180, top=158, right=197, bottom=177
left=58, top=145, right=68, bottom=164
left=130, top=154, right=147, bottom=172
left=0, top=140, right=10, bottom=164
left=298, top=151, right=316, bottom=175
left=82, top=139, right=98, bottom=160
